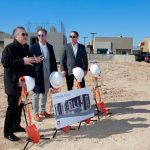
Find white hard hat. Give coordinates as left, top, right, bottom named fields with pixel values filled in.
left=90, top=64, right=101, bottom=77
left=24, top=76, right=35, bottom=92
left=72, top=67, right=84, bottom=82
left=49, top=72, right=63, bottom=88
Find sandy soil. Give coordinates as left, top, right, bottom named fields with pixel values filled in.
left=0, top=61, right=150, bottom=150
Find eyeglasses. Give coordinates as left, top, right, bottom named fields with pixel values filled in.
left=21, top=33, right=28, bottom=37
left=70, top=36, right=76, bottom=38
left=38, top=34, right=45, bottom=37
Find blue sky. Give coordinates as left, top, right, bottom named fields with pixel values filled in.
left=0, top=0, right=150, bottom=47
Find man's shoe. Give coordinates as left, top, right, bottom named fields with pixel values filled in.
left=40, top=111, right=52, bottom=118
left=34, top=114, right=40, bottom=121
left=13, top=126, right=25, bottom=133
left=4, top=133, right=20, bottom=141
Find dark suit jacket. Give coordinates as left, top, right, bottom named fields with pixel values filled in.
left=1, top=39, right=33, bottom=96
left=60, top=43, right=88, bottom=75
left=30, top=42, right=57, bottom=93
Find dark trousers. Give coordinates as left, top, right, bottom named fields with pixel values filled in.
left=4, top=95, right=23, bottom=136
left=66, top=74, right=85, bottom=91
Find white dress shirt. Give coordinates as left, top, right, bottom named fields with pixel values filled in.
left=72, top=43, right=78, bottom=57
left=39, top=42, right=48, bottom=58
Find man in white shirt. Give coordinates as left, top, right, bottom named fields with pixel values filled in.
left=60, top=31, right=88, bottom=90
left=30, top=28, right=57, bottom=121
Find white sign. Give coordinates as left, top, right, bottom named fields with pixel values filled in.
left=52, top=87, right=94, bottom=129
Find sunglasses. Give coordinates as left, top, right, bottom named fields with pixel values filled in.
left=38, top=34, right=45, bottom=37
left=70, top=36, right=76, bottom=38
left=21, top=33, right=28, bottom=36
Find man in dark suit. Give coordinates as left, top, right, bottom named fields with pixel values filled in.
left=1, top=26, right=36, bottom=141
left=60, top=31, right=88, bottom=90
left=30, top=28, right=57, bottom=121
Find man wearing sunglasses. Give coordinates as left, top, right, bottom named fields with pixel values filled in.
left=30, top=28, right=57, bottom=121
left=60, top=31, right=88, bottom=90
left=1, top=26, right=37, bottom=141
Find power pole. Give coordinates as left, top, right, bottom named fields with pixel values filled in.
left=82, top=36, right=88, bottom=46
left=90, top=32, right=97, bottom=41
left=90, top=32, right=97, bottom=53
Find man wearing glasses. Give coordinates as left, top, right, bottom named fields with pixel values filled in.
left=30, top=28, right=57, bottom=122
left=60, top=31, right=88, bottom=90
left=1, top=26, right=37, bottom=141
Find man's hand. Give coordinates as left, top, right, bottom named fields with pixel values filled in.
left=34, top=55, right=44, bottom=63
left=23, top=56, right=36, bottom=66
left=61, top=71, right=66, bottom=77
left=51, top=88, right=60, bottom=94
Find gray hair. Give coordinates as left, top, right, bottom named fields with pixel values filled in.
left=12, top=26, right=25, bottom=38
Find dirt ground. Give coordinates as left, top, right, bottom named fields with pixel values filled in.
left=0, top=61, right=150, bottom=150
